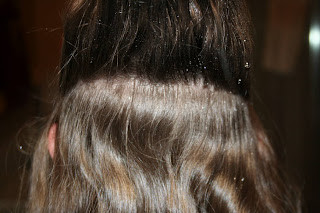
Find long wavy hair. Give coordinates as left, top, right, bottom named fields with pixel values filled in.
left=28, top=0, right=301, bottom=212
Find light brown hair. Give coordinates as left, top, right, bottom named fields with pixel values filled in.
left=28, top=0, right=301, bottom=212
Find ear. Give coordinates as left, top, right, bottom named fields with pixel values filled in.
left=48, top=123, right=57, bottom=159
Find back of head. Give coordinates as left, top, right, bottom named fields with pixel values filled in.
left=28, top=0, right=300, bottom=212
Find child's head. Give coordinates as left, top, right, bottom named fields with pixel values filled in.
left=28, top=1, right=300, bottom=212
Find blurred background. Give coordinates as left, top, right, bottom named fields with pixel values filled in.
left=0, top=0, right=319, bottom=212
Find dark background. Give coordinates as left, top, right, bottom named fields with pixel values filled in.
left=0, top=0, right=319, bottom=212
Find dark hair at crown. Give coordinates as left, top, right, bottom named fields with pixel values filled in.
left=60, top=0, right=252, bottom=97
